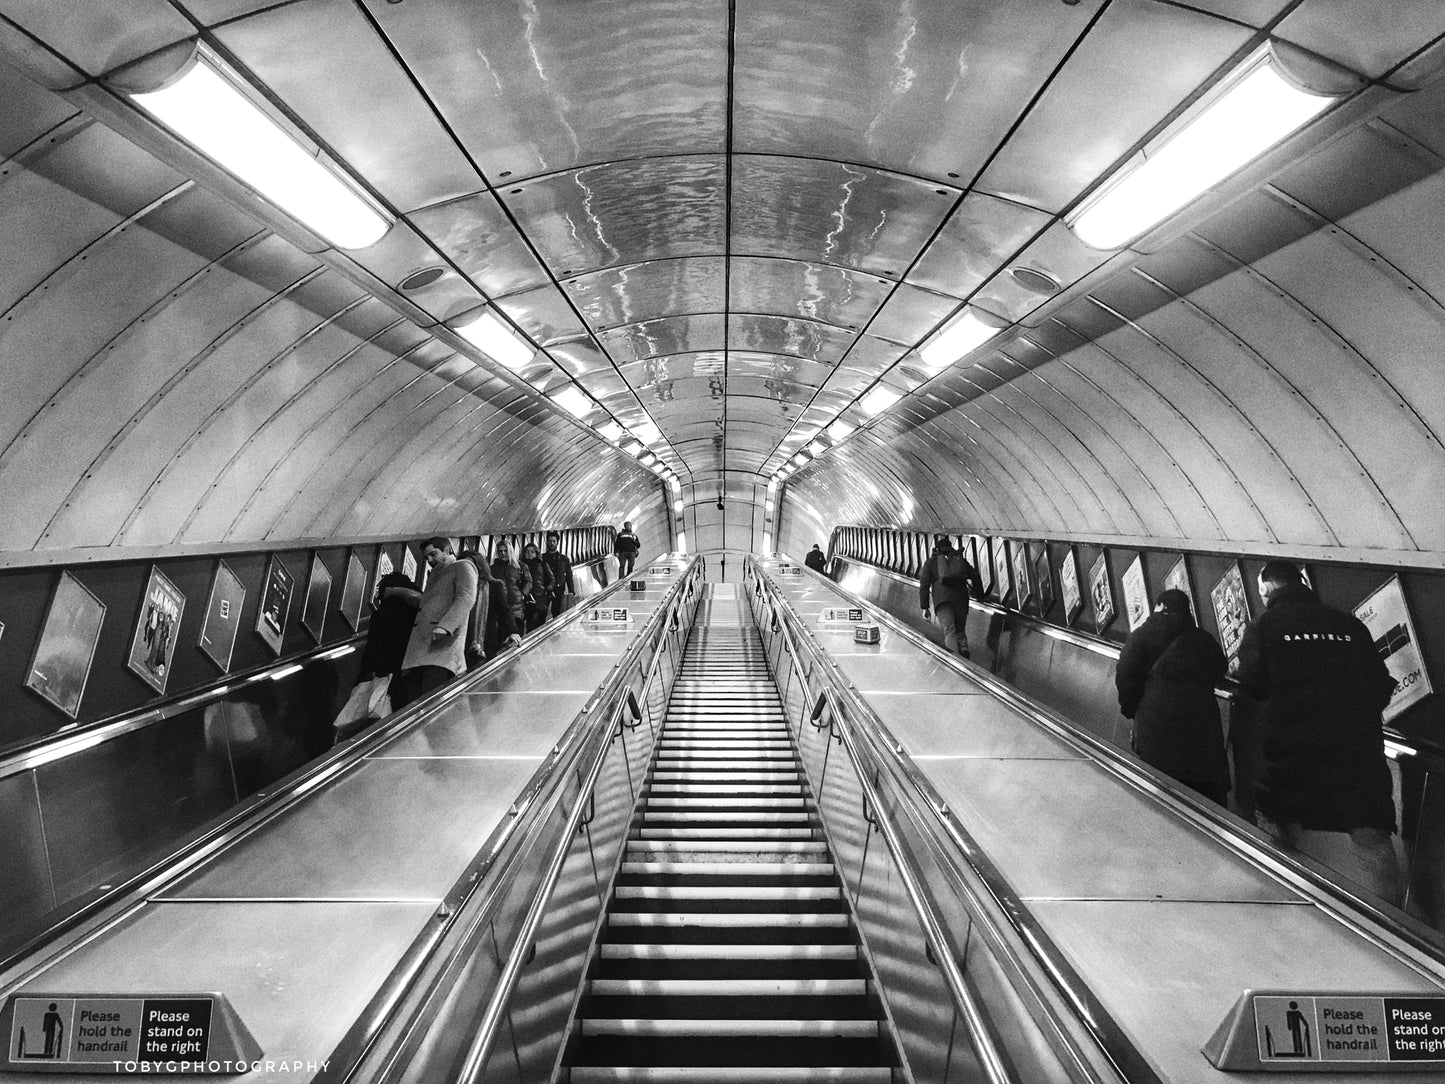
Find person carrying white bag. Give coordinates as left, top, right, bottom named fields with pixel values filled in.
left=333, top=570, right=418, bottom=740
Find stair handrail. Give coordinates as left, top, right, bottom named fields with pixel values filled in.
left=748, top=557, right=1139, bottom=1084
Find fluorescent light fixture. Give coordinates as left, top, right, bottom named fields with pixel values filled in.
left=131, top=50, right=390, bottom=250
left=1384, top=738, right=1417, bottom=760
left=827, top=419, right=854, bottom=441
left=673, top=500, right=684, bottom=514
left=677, top=531, right=688, bottom=555
left=767, top=478, right=779, bottom=493
left=1070, top=50, right=1337, bottom=250
left=765, top=499, right=775, bottom=513
left=632, top=420, right=662, bottom=445
left=918, top=309, right=1004, bottom=370
left=597, top=420, right=624, bottom=442
left=639, top=451, right=657, bottom=465
left=792, top=452, right=809, bottom=465
left=454, top=310, right=535, bottom=369
left=860, top=386, right=902, bottom=416
left=668, top=476, right=681, bottom=495
left=805, top=441, right=823, bottom=456
left=763, top=532, right=773, bottom=553
left=549, top=385, right=592, bottom=418
left=622, top=440, right=644, bottom=457
left=270, top=663, right=304, bottom=681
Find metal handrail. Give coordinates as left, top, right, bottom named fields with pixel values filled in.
left=749, top=558, right=1139, bottom=1084
left=809, top=688, right=1016, bottom=1084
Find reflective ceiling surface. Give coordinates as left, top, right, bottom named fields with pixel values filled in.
left=2, top=1, right=1445, bottom=563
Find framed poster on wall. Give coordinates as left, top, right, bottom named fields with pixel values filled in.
left=302, top=553, right=332, bottom=642
left=1210, top=562, right=1251, bottom=666
left=26, top=572, right=106, bottom=719
left=1012, top=541, right=1033, bottom=611
left=977, top=538, right=994, bottom=595
left=255, top=556, right=295, bottom=656
left=402, top=546, right=418, bottom=588
left=1060, top=548, right=1082, bottom=626
left=1089, top=552, right=1114, bottom=634
left=1122, top=555, right=1149, bottom=632
left=1034, top=547, right=1054, bottom=616
left=992, top=538, right=1012, bottom=605
left=339, top=553, right=367, bottom=631
left=199, top=561, right=246, bottom=673
left=1164, top=555, right=1192, bottom=606
left=127, top=567, right=185, bottom=694
left=1355, top=576, right=1433, bottom=724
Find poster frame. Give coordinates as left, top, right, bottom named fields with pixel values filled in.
left=1060, top=547, right=1083, bottom=626
left=255, top=555, right=295, bottom=656
left=127, top=566, right=186, bottom=694
left=1354, top=574, right=1433, bottom=724
left=1210, top=561, right=1252, bottom=665
left=992, top=538, right=1012, bottom=606
left=1034, top=546, right=1054, bottom=617
left=339, top=552, right=368, bottom=631
left=1122, top=554, right=1149, bottom=632
left=1164, top=555, right=1193, bottom=610
left=25, top=571, right=106, bottom=719
left=199, top=560, right=246, bottom=674
left=1089, top=551, right=1115, bottom=634
left=301, top=553, right=333, bottom=644
left=1012, top=540, right=1034, bottom=612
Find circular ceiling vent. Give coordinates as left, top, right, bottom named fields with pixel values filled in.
left=1010, top=266, right=1061, bottom=294
left=399, top=266, right=446, bottom=291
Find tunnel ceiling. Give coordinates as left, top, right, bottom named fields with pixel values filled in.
left=3, top=2, right=1445, bottom=564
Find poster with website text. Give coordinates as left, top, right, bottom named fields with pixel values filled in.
left=1122, top=555, right=1149, bottom=631
left=1355, top=576, right=1432, bottom=723
left=255, top=556, right=294, bottom=656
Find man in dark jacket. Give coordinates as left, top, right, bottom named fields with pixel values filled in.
left=1115, top=589, right=1229, bottom=805
left=1236, top=561, right=1401, bottom=904
left=542, top=532, right=576, bottom=618
left=804, top=544, right=827, bottom=573
left=918, top=536, right=985, bottom=659
left=615, top=521, right=641, bottom=577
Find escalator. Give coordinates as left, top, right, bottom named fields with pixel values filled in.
left=562, top=586, right=898, bottom=1083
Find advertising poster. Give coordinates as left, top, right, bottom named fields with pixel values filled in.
left=1012, top=541, right=1033, bottom=611
left=199, top=562, right=246, bottom=673
left=1090, top=552, right=1114, bottom=634
left=26, top=572, right=106, bottom=719
left=402, top=547, right=418, bottom=587
left=1034, top=547, right=1054, bottom=616
left=1060, top=548, right=1082, bottom=625
left=1355, top=576, right=1433, bottom=724
left=302, top=553, right=332, bottom=642
left=340, top=553, right=367, bottom=631
left=992, top=538, right=1011, bottom=605
left=373, top=550, right=395, bottom=607
left=1122, top=554, right=1149, bottom=631
left=1164, top=555, right=1192, bottom=606
left=127, top=567, right=185, bottom=694
left=1210, top=562, right=1251, bottom=665
left=255, top=556, right=295, bottom=656
left=977, top=538, right=994, bottom=595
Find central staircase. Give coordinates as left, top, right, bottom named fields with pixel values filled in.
left=561, top=585, right=897, bottom=1083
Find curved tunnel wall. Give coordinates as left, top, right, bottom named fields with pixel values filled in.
left=783, top=71, right=1445, bottom=572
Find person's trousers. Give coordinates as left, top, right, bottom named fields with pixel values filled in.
left=934, top=601, right=969, bottom=658
left=1258, top=815, right=1403, bottom=906
left=548, top=592, right=571, bottom=619
left=392, top=665, right=453, bottom=710
left=618, top=554, right=636, bottom=577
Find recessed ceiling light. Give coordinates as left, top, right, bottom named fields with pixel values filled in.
left=549, top=385, right=592, bottom=418
left=860, top=386, right=902, bottom=416
left=453, top=309, right=535, bottom=368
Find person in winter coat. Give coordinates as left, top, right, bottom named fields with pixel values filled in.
left=1236, top=560, right=1401, bottom=904
left=542, top=532, right=576, bottom=619
left=359, top=571, right=419, bottom=682
left=615, top=521, right=641, bottom=577
left=460, top=551, right=521, bottom=669
left=520, top=542, right=554, bottom=632
left=804, top=544, right=827, bottom=573
left=1115, top=588, right=1229, bottom=806
left=918, top=536, right=985, bottom=659
left=491, top=540, right=532, bottom=631
left=392, top=537, right=477, bottom=709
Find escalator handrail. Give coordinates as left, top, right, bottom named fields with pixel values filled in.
left=748, top=558, right=1148, bottom=1084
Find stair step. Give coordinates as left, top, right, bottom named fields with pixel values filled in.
left=579, top=1019, right=878, bottom=1038
left=589, top=978, right=865, bottom=997
left=626, top=840, right=829, bottom=854
left=638, top=828, right=815, bottom=839
left=609, top=912, right=849, bottom=929
left=599, top=943, right=857, bottom=961
left=569, top=1069, right=890, bottom=1083
left=646, top=798, right=805, bottom=809
left=613, top=885, right=839, bottom=901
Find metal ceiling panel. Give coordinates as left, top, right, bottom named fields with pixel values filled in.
left=363, top=0, right=727, bottom=180
left=727, top=314, right=855, bottom=364
left=907, top=192, right=1053, bottom=300
left=732, top=0, right=1100, bottom=184
left=1274, top=1, right=1445, bottom=80
left=406, top=190, right=549, bottom=301
left=0, top=54, right=78, bottom=152
left=494, top=283, right=591, bottom=347
left=599, top=314, right=725, bottom=364
left=347, top=220, right=484, bottom=324
left=728, top=256, right=891, bottom=329
left=730, top=155, right=957, bottom=277
left=174, top=0, right=284, bottom=24
left=566, top=256, right=725, bottom=330
left=214, top=0, right=483, bottom=213
left=975, top=0, right=1254, bottom=212
left=865, top=282, right=959, bottom=345
left=548, top=336, right=616, bottom=377
left=0, top=1, right=193, bottom=79
left=978, top=222, right=1121, bottom=323
left=501, top=157, right=726, bottom=277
